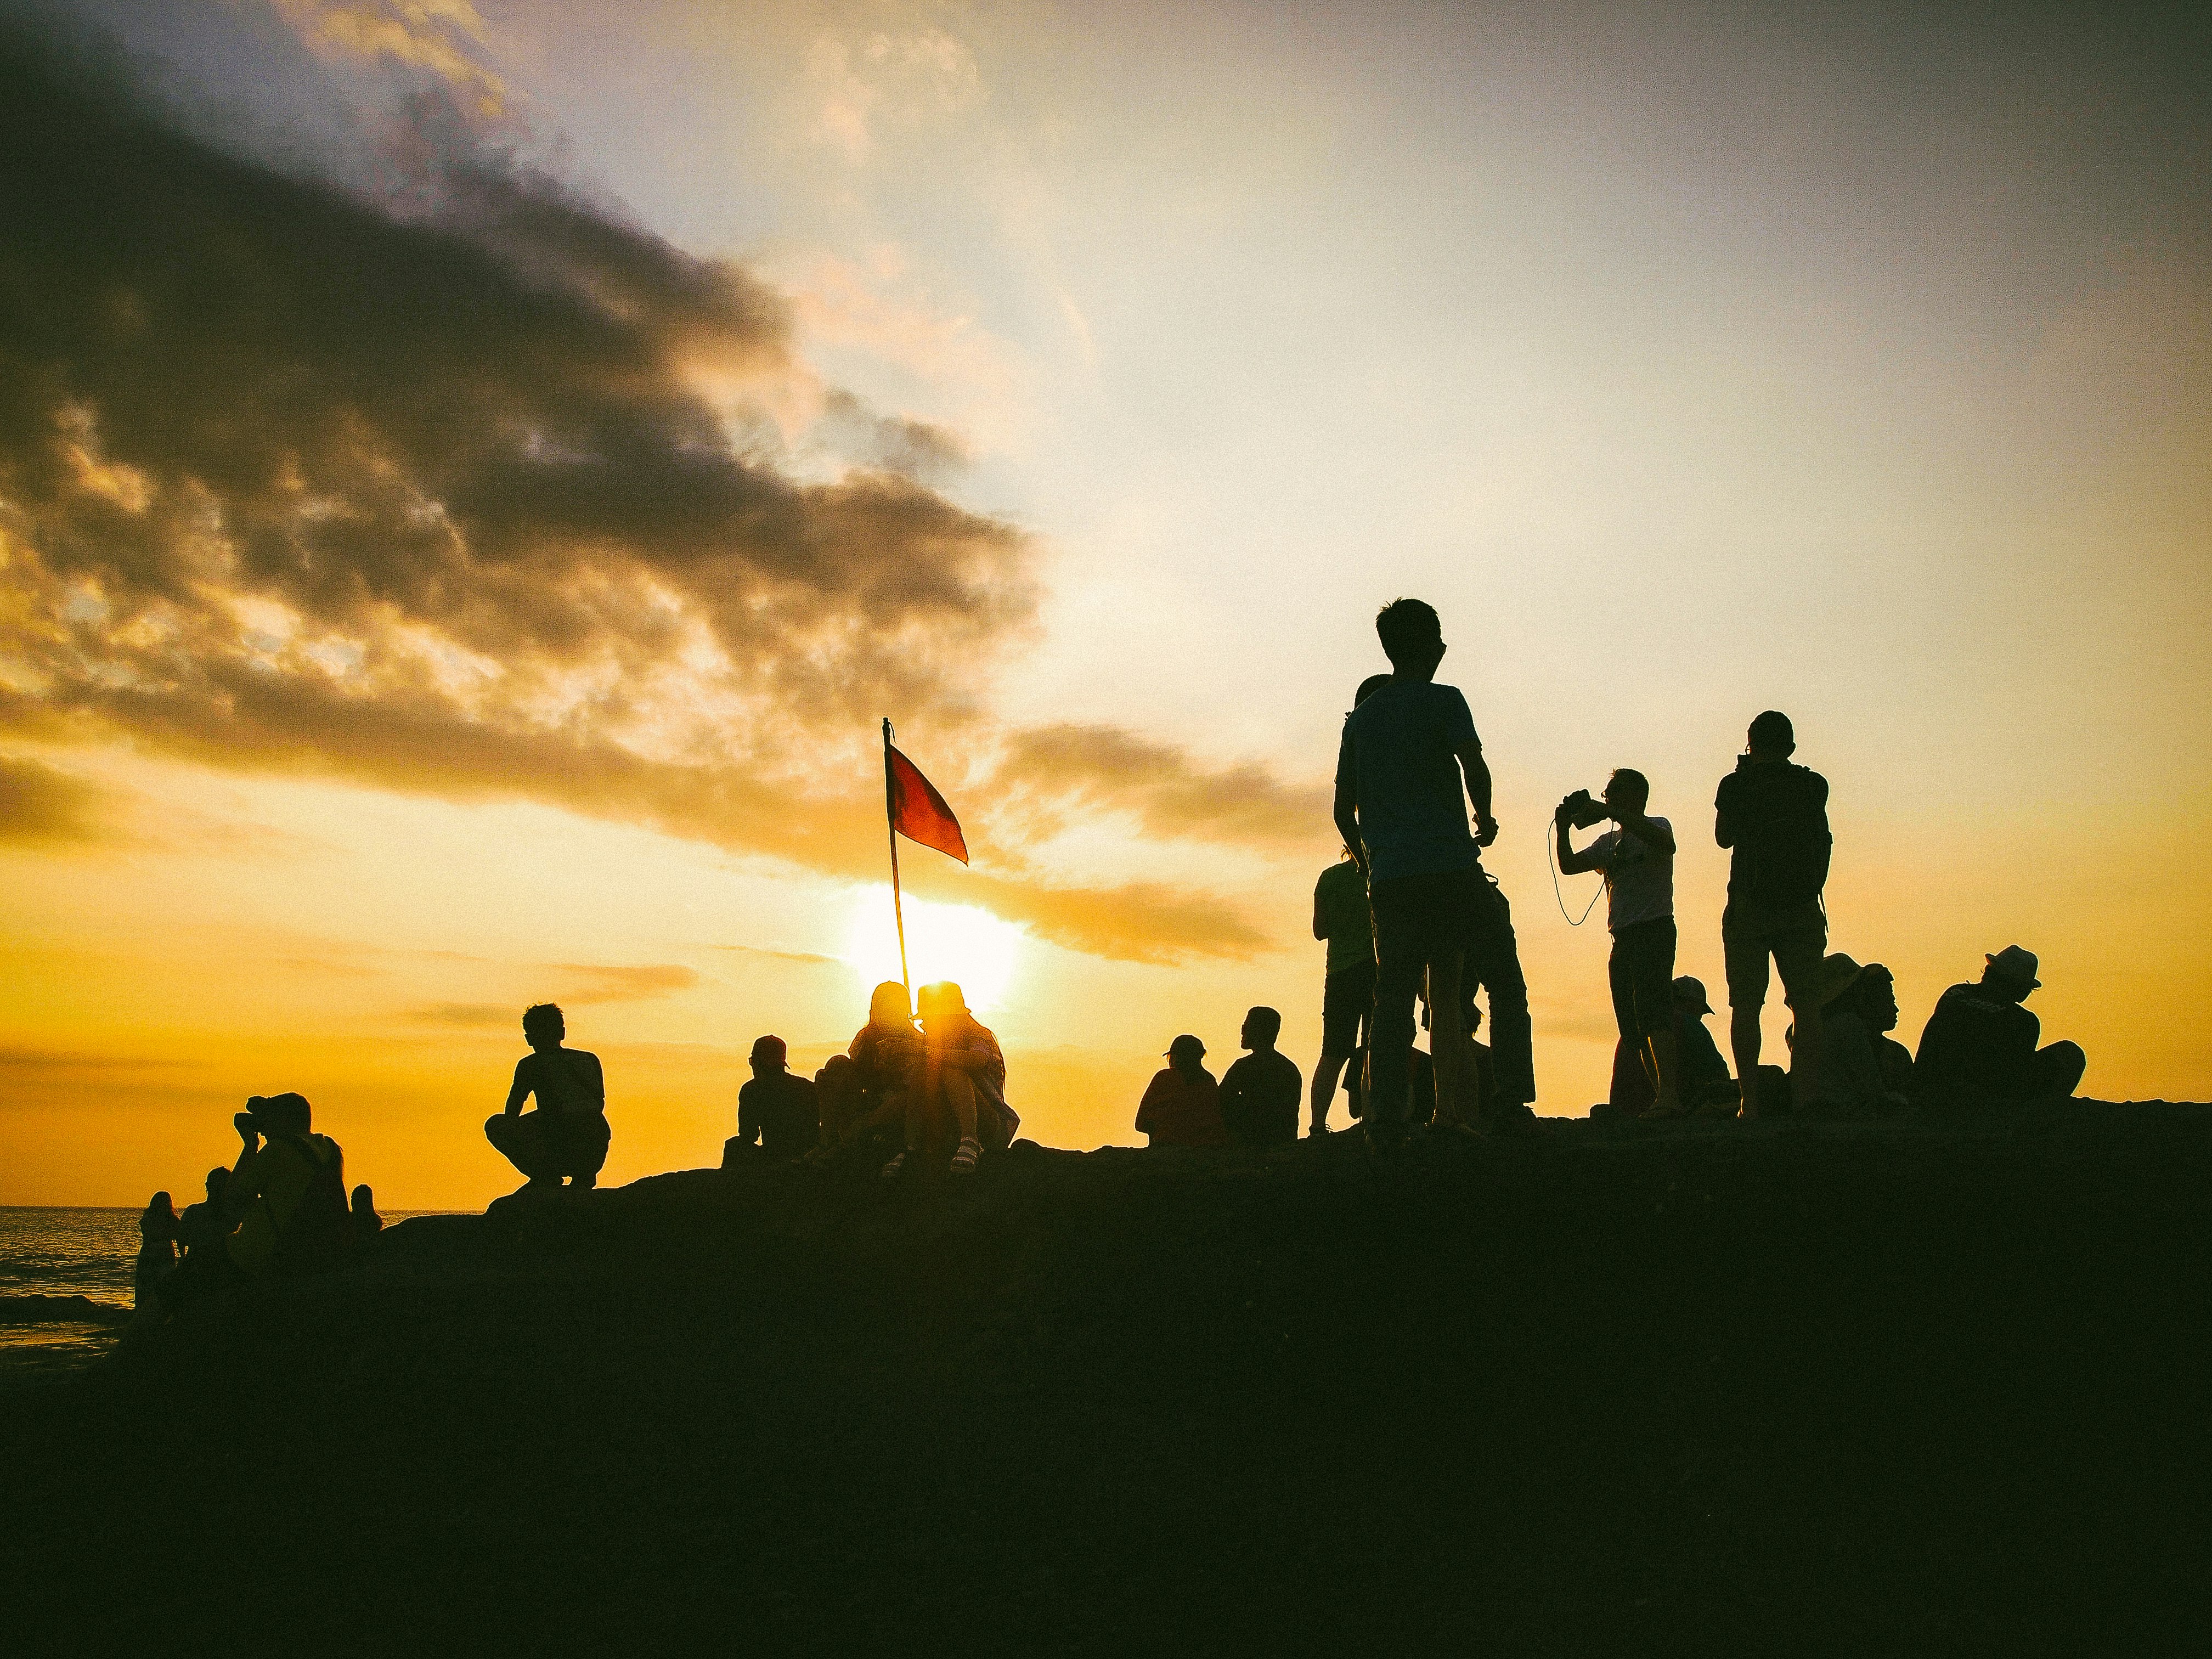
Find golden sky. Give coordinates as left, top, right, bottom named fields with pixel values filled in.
left=2, top=0, right=2207, bottom=1205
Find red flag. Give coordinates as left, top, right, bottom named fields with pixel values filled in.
left=887, top=743, right=968, bottom=865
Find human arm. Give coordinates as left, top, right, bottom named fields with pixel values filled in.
left=1332, top=723, right=1365, bottom=876
left=735, top=1080, right=762, bottom=1148
left=1613, top=806, right=1675, bottom=855
left=502, top=1057, right=535, bottom=1117
left=1313, top=874, right=1329, bottom=941
left=1714, top=775, right=1736, bottom=849
left=1457, top=737, right=1497, bottom=847
left=1554, top=809, right=1602, bottom=875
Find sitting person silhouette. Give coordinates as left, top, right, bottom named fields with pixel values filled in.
left=728, top=1035, right=819, bottom=1164
left=349, top=1184, right=383, bottom=1249
left=1137, top=1035, right=1229, bottom=1148
left=1912, top=946, right=2084, bottom=1113
left=1858, top=965, right=1915, bottom=1102
left=1606, top=977, right=1739, bottom=1118
left=1221, top=1007, right=1302, bottom=1148
left=485, top=1004, right=610, bottom=1194
left=882, top=981, right=1018, bottom=1181
left=162, top=1167, right=238, bottom=1305
left=1801, top=956, right=1913, bottom=1119
left=809, top=982, right=923, bottom=1166
left=133, top=1191, right=179, bottom=1314
left=225, top=1092, right=348, bottom=1276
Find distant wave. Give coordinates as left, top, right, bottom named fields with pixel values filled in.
left=0, top=1294, right=132, bottom=1325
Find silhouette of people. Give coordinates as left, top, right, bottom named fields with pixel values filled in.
left=731, top=1036, right=820, bottom=1163
left=809, top=982, right=922, bottom=1166
left=882, top=981, right=1016, bottom=1179
left=1605, top=977, right=1739, bottom=1118
left=1137, top=1035, right=1230, bottom=1148
left=1220, top=1006, right=1302, bottom=1147
left=486, top=1004, right=610, bottom=1195
left=349, top=1184, right=383, bottom=1249
left=1311, top=675, right=1390, bottom=1136
left=1798, top=956, right=1912, bottom=1119
left=1912, top=946, right=2085, bottom=1113
left=1716, top=711, right=1832, bottom=1115
left=133, top=1191, right=178, bottom=1313
left=163, top=1167, right=238, bottom=1304
left=1856, top=964, right=1915, bottom=1102
left=1557, top=769, right=1681, bottom=1119
left=1334, top=599, right=1533, bottom=1149
left=1312, top=840, right=1376, bottom=1136
left=225, top=1092, right=347, bottom=1276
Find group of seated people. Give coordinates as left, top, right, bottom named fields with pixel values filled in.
left=1600, top=943, right=2086, bottom=1122
left=134, top=1091, right=381, bottom=1311
left=724, top=979, right=1020, bottom=1179
left=1134, top=1007, right=1307, bottom=1148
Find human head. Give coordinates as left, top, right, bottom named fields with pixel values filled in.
left=1167, top=1034, right=1206, bottom=1075
left=1604, top=768, right=1650, bottom=814
left=204, top=1166, right=228, bottom=1201
left=749, top=1035, right=787, bottom=1076
left=1353, top=673, right=1391, bottom=709
left=145, top=1191, right=173, bottom=1219
left=916, top=981, right=969, bottom=1028
left=1854, top=964, right=1899, bottom=1033
left=522, top=1003, right=565, bottom=1049
left=1240, top=1007, right=1282, bottom=1051
left=868, top=981, right=913, bottom=1029
left=351, top=1184, right=375, bottom=1214
left=1374, top=599, right=1444, bottom=674
left=1747, top=711, right=1795, bottom=759
left=1671, top=976, right=1715, bottom=1020
left=1814, top=953, right=1866, bottom=1013
left=1981, top=945, right=2040, bottom=1003
left=249, top=1092, right=312, bottom=1133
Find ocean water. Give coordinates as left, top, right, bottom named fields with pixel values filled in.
left=0, top=1205, right=450, bottom=1385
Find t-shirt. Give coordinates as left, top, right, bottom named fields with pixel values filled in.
left=849, top=1022, right=923, bottom=1094
left=1912, top=982, right=2040, bottom=1110
left=1220, top=1049, right=1302, bottom=1147
left=1579, top=820, right=1674, bottom=932
left=511, top=1048, right=606, bottom=1116
left=1715, top=761, right=1831, bottom=905
left=1315, top=859, right=1374, bottom=975
left=737, top=1069, right=820, bottom=1160
left=1335, top=681, right=1481, bottom=882
left=1135, top=1068, right=1229, bottom=1148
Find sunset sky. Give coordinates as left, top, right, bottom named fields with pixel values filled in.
left=3, top=0, right=2207, bottom=1206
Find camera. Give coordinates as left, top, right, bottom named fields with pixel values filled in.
left=1558, top=788, right=1609, bottom=829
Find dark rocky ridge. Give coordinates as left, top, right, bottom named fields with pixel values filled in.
left=5, top=1103, right=2211, bottom=1654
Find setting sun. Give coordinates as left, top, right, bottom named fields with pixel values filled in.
left=842, top=888, right=1025, bottom=1014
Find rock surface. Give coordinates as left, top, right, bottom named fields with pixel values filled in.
left=4, top=1103, right=2211, bottom=1653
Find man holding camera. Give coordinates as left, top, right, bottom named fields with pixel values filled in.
left=1556, top=770, right=1682, bottom=1118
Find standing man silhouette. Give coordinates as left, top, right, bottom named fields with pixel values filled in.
left=1310, top=673, right=1390, bottom=1135
left=1334, top=599, right=1534, bottom=1149
left=1715, top=712, right=1832, bottom=1114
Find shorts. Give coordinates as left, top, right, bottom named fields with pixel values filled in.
left=1722, top=899, right=1826, bottom=1010
left=1369, top=865, right=1486, bottom=977
left=1321, top=960, right=1376, bottom=1052
left=1607, top=917, right=1677, bottom=1040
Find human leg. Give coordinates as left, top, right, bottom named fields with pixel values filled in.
left=1722, top=906, right=1770, bottom=1116
left=1427, top=952, right=1470, bottom=1127
left=1365, top=878, right=1429, bottom=1143
left=486, top=1113, right=557, bottom=1187
left=2029, top=1041, right=2085, bottom=1102
left=1315, top=963, right=1369, bottom=1133
left=1769, top=905, right=1829, bottom=1112
left=1464, top=879, right=1534, bottom=1106
left=1626, top=920, right=1680, bottom=1114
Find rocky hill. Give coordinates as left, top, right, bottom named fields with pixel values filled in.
left=5, top=1104, right=2211, bottom=1654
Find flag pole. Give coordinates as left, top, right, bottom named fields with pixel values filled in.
left=883, top=716, right=910, bottom=993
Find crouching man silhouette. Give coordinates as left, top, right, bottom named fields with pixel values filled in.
left=486, top=1003, right=610, bottom=1194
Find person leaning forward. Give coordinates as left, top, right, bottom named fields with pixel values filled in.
left=1334, top=599, right=1534, bottom=1149
left=486, top=1003, right=610, bottom=1194
left=1715, top=710, right=1832, bottom=1115
left=225, top=1092, right=348, bottom=1276
left=1911, top=945, right=2084, bottom=1114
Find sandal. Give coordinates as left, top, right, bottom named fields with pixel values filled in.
left=950, top=1136, right=981, bottom=1175
left=880, top=1150, right=907, bottom=1182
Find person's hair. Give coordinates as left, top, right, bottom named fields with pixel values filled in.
left=917, top=980, right=969, bottom=1019
left=257, top=1092, right=312, bottom=1133
left=205, top=1166, right=228, bottom=1198
left=1607, top=768, right=1650, bottom=805
left=144, top=1192, right=173, bottom=1220
left=351, top=1184, right=375, bottom=1212
left=523, top=1003, right=565, bottom=1043
left=868, top=981, right=913, bottom=1028
left=1374, top=599, right=1442, bottom=668
left=1353, top=673, right=1391, bottom=708
left=1747, top=710, right=1795, bottom=754
left=1245, top=1006, right=1282, bottom=1043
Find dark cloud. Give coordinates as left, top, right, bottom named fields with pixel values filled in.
left=0, top=14, right=1325, bottom=962
left=0, top=754, right=106, bottom=842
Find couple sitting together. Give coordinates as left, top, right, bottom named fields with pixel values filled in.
left=809, top=979, right=1019, bottom=1179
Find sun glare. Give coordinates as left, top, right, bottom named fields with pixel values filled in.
left=843, top=888, right=1025, bottom=1013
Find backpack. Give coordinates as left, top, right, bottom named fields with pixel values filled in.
left=268, top=1133, right=350, bottom=1276
left=1743, top=765, right=1832, bottom=906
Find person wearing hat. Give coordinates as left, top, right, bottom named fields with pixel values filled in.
left=1136, top=1035, right=1230, bottom=1149
left=1910, top=946, right=2086, bottom=1113
left=1601, top=977, right=1737, bottom=1118
left=1796, top=955, right=1912, bottom=1120
left=729, top=1034, right=820, bottom=1164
